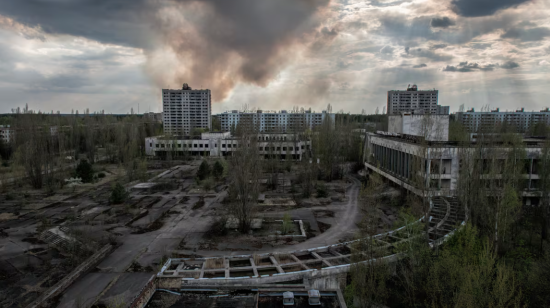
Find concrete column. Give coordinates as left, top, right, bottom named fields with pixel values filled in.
left=529, top=158, right=533, bottom=190
left=439, top=157, right=443, bottom=189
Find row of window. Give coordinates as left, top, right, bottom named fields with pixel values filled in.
left=152, top=143, right=307, bottom=151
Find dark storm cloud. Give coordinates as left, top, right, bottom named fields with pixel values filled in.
left=431, top=17, right=455, bottom=28
left=0, top=0, right=156, bottom=48
left=375, top=12, right=518, bottom=46
left=443, top=61, right=496, bottom=72
left=431, top=44, right=448, bottom=50
left=443, top=60, right=518, bottom=72
left=413, top=63, right=427, bottom=68
left=451, top=0, right=530, bottom=17
left=501, top=61, right=520, bottom=69
left=404, top=48, right=453, bottom=61
left=0, top=0, right=332, bottom=101
left=501, top=26, right=550, bottom=42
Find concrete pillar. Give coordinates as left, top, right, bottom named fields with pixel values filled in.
left=528, top=158, right=533, bottom=190
left=439, top=157, right=443, bottom=189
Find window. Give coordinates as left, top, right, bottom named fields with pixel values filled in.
left=205, top=144, right=209, bottom=148
left=200, top=144, right=203, bottom=148
left=194, top=144, right=197, bottom=148
left=155, top=144, right=159, bottom=148
left=178, top=144, right=182, bottom=148
left=222, top=144, right=226, bottom=148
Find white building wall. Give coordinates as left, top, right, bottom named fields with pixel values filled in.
left=217, top=111, right=334, bottom=132
left=388, top=114, right=449, bottom=141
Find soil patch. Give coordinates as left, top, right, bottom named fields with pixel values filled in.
left=318, top=221, right=332, bottom=233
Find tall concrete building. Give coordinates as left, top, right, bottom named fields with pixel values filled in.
left=387, top=85, right=448, bottom=115
left=162, top=83, right=211, bottom=135
left=456, top=108, right=550, bottom=133
left=217, top=110, right=335, bottom=133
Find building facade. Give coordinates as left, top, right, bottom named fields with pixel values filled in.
left=387, top=85, right=448, bottom=115
left=162, top=83, right=211, bottom=136
left=217, top=110, right=335, bottom=133
left=364, top=132, right=545, bottom=205
left=145, top=112, right=163, bottom=123
left=0, top=125, right=13, bottom=143
left=145, top=132, right=311, bottom=160
left=456, top=108, right=550, bottom=133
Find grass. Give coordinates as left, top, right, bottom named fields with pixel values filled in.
left=274, top=253, right=294, bottom=265
left=204, top=258, right=225, bottom=269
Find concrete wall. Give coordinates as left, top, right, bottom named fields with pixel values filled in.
left=388, top=114, right=449, bottom=141
left=129, top=275, right=157, bottom=308
left=388, top=115, right=403, bottom=135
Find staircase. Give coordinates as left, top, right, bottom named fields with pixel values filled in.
left=428, top=197, right=466, bottom=245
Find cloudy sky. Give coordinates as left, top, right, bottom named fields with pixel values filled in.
left=0, top=0, right=549, bottom=114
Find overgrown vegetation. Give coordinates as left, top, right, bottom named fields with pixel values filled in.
left=110, top=182, right=128, bottom=204
left=75, top=159, right=94, bottom=183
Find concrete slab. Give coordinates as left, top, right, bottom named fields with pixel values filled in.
left=99, top=273, right=154, bottom=306
left=57, top=272, right=118, bottom=308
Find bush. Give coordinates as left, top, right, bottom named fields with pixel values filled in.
left=212, top=160, right=224, bottom=180
left=97, top=172, right=106, bottom=179
left=207, top=217, right=228, bottom=238
left=282, top=213, right=293, bottom=235
left=5, top=193, right=14, bottom=200
left=76, top=159, right=94, bottom=183
left=202, top=178, right=214, bottom=192
left=110, top=182, right=128, bottom=204
left=1, top=161, right=9, bottom=167
left=316, top=183, right=328, bottom=198
left=197, top=160, right=211, bottom=180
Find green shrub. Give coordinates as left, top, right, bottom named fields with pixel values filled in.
left=76, top=159, right=94, bottom=183
left=97, top=172, right=106, bottom=179
left=316, top=183, right=328, bottom=198
left=110, top=182, right=128, bottom=204
left=197, top=160, right=211, bottom=180
left=202, top=178, right=214, bottom=191
left=281, top=213, right=293, bottom=235
left=212, top=160, right=224, bottom=179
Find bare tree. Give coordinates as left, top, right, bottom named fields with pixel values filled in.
left=228, top=131, right=261, bottom=233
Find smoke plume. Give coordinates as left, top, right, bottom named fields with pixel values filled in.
left=147, top=0, right=332, bottom=101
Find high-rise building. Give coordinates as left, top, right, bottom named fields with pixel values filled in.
left=387, top=85, right=448, bottom=115
left=162, top=83, right=211, bottom=135
left=217, top=110, right=335, bottom=133
left=456, top=108, right=550, bottom=133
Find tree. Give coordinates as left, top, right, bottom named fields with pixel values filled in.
left=212, top=160, right=224, bottom=180
left=228, top=132, right=261, bottom=233
left=75, top=159, right=94, bottom=183
left=197, top=160, right=211, bottom=180
left=110, top=182, right=128, bottom=204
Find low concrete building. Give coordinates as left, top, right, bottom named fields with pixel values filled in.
left=145, top=132, right=311, bottom=160
left=364, top=131, right=546, bottom=204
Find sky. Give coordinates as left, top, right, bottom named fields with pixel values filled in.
left=0, top=0, right=549, bottom=114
